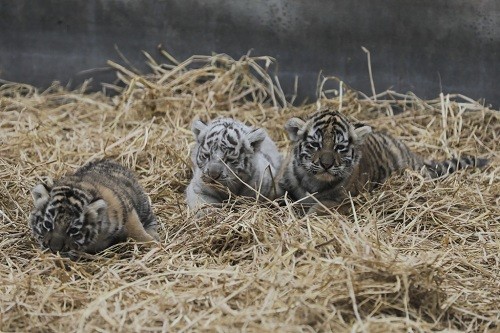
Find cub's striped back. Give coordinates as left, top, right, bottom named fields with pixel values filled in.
left=280, top=109, right=488, bottom=214
left=30, top=159, right=158, bottom=254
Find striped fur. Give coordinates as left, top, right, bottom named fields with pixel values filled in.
left=30, top=159, right=158, bottom=254
left=279, top=109, right=488, bottom=214
left=186, top=118, right=282, bottom=212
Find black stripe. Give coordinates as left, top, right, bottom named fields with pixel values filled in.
left=311, top=113, right=330, bottom=123
left=383, top=135, right=400, bottom=168
left=47, top=207, right=56, bottom=217
left=206, top=128, right=224, bottom=140
left=366, top=137, right=388, bottom=182
left=313, top=119, right=330, bottom=129
left=226, top=131, right=238, bottom=145
left=462, top=156, right=472, bottom=167
left=334, top=120, right=348, bottom=134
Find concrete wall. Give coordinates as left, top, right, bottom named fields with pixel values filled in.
left=0, top=0, right=498, bottom=106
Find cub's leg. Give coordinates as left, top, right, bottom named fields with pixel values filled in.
left=187, top=185, right=224, bottom=218
left=125, top=211, right=157, bottom=242
left=144, top=226, right=160, bottom=241
left=192, top=199, right=224, bottom=219
left=186, top=182, right=222, bottom=208
left=307, top=200, right=352, bottom=216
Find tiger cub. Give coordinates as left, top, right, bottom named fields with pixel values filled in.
left=30, top=159, right=159, bottom=254
left=279, top=109, right=488, bottom=214
left=186, top=118, right=282, bottom=213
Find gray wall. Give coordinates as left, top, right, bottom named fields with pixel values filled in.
left=0, top=0, right=498, bottom=106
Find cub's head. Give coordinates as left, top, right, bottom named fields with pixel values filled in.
left=30, top=183, right=108, bottom=254
left=191, top=118, right=267, bottom=187
left=285, top=109, right=372, bottom=182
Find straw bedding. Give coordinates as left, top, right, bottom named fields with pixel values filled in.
left=0, top=53, right=498, bottom=332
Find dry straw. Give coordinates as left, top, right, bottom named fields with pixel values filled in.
left=0, top=52, right=498, bottom=332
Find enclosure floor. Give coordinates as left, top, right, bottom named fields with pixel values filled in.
left=1, top=54, right=498, bottom=332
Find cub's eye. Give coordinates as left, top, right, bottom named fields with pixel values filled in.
left=199, top=151, right=210, bottom=160
left=336, top=145, right=349, bottom=153
left=43, top=220, right=52, bottom=230
left=229, top=158, right=240, bottom=165
left=306, top=142, right=321, bottom=150
left=68, top=227, right=79, bottom=235
left=72, top=233, right=83, bottom=241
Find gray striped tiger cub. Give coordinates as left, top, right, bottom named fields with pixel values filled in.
left=280, top=109, right=488, bottom=215
left=186, top=118, right=282, bottom=214
left=30, top=159, right=159, bottom=254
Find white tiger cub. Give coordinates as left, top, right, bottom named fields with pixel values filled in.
left=186, top=118, right=282, bottom=213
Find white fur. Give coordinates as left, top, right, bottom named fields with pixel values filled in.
left=84, top=199, right=108, bottom=221
left=186, top=118, right=282, bottom=213
left=32, top=184, right=50, bottom=209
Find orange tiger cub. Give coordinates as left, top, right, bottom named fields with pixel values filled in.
left=30, top=159, right=158, bottom=254
left=279, top=109, right=488, bottom=214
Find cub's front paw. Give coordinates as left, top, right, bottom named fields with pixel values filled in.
left=306, top=200, right=344, bottom=216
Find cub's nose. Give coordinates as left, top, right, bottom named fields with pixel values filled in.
left=49, top=236, right=67, bottom=253
left=319, top=154, right=334, bottom=170
left=207, top=164, right=223, bottom=180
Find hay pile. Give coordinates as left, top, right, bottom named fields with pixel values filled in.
left=1, top=53, right=498, bottom=332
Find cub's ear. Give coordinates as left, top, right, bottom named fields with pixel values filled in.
left=85, top=199, right=108, bottom=222
left=352, top=123, right=372, bottom=142
left=191, top=119, right=207, bottom=142
left=247, top=128, right=267, bottom=151
left=32, top=183, right=51, bottom=209
left=285, top=117, right=306, bottom=142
